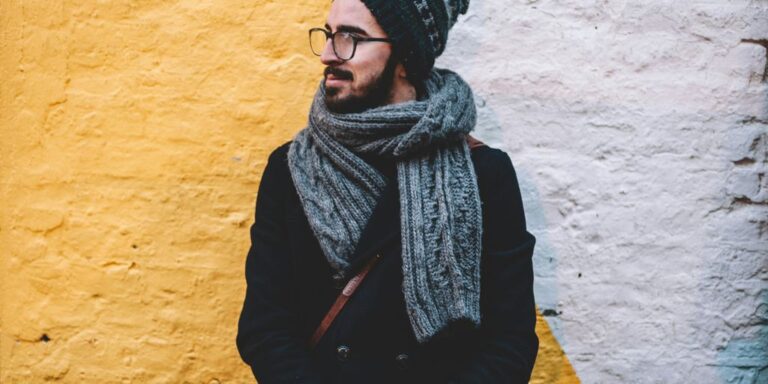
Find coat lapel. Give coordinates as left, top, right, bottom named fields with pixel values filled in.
left=344, top=178, right=400, bottom=276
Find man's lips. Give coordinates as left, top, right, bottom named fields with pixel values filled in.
left=325, top=74, right=351, bottom=86
left=324, top=67, right=352, bottom=84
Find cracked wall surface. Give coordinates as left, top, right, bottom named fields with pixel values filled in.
left=436, top=0, right=767, bottom=382
left=2, top=0, right=767, bottom=383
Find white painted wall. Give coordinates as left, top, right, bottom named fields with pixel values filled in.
left=438, top=1, right=768, bottom=382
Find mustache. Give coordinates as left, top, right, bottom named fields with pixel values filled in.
left=324, top=66, right=353, bottom=80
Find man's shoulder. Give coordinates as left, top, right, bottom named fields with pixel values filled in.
left=271, top=140, right=294, bottom=158
left=264, top=140, right=294, bottom=171
left=469, top=143, right=516, bottom=183
left=257, top=140, right=294, bottom=189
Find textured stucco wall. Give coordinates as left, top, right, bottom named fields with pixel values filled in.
left=1, top=0, right=765, bottom=383
left=0, top=1, right=327, bottom=382
left=0, top=0, right=576, bottom=382
left=436, top=0, right=768, bottom=383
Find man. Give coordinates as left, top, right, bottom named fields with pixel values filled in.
left=236, top=0, right=539, bottom=383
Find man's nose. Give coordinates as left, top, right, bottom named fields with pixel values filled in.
left=320, top=37, right=342, bottom=65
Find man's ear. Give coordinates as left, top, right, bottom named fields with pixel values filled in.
left=398, top=61, right=427, bottom=100
left=395, top=61, right=409, bottom=81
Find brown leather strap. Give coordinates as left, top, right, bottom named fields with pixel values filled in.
left=466, top=134, right=486, bottom=149
left=309, top=254, right=382, bottom=348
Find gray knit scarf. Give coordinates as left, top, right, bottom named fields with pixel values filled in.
left=287, top=67, right=482, bottom=343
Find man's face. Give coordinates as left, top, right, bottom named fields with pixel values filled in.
left=320, top=0, right=397, bottom=114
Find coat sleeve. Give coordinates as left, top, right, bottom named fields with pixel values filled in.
left=448, top=150, right=539, bottom=384
left=236, top=145, right=329, bottom=384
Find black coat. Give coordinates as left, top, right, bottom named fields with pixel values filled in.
left=236, top=140, right=538, bottom=384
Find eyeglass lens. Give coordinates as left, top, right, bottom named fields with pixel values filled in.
left=310, top=29, right=355, bottom=60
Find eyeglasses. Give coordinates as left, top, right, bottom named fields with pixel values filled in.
left=309, top=27, right=392, bottom=61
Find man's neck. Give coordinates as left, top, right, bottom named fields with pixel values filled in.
left=385, top=78, right=418, bottom=105
left=388, top=85, right=417, bottom=104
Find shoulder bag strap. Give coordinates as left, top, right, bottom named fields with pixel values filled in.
left=466, top=134, right=486, bottom=150
left=309, top=253, right=382, bottom=348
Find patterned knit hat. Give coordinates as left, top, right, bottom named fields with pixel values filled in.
left=361, top=0, right=470, bottom=82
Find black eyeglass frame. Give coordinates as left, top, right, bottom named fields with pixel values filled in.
left=309, top=27, right=392, bottom=61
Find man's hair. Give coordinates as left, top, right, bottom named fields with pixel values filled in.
left=391, top=45, right=428, bottom=99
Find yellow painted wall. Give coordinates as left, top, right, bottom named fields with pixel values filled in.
left=0, top=1, right=577, bottom=382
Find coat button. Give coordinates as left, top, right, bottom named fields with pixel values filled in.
left=395, top=353, right=409, bottom=370
left=336, top=345, right=351, bottom=362
left=332, top=273, right=346, bottom=289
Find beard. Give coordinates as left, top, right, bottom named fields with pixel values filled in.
left=324, top=53, right=398, bottom=114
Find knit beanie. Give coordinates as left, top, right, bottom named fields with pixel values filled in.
left=361, top=0, right=470, bottom=82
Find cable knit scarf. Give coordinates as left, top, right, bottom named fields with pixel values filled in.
left=286, top=67, right=482, bottom=343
